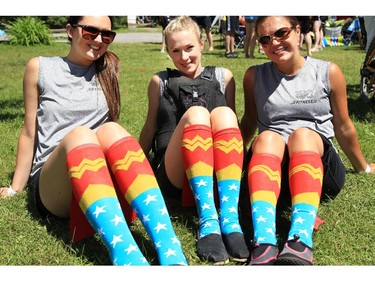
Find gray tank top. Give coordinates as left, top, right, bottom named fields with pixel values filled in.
left=30, top=56, right=109, bottom=178
left=254, top=56, right=334, bottom=144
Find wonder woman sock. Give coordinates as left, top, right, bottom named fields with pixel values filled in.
left=248, top=153, right=282, bottom=245
left=106, top=136, right=188, bottom=266
left=213, top=128, right=244, bottom=235
left=67, top=144, right=148, bottom=266
left=288, top=151, right=323, bottom=248
left=181, top=124, right=221, bottom=239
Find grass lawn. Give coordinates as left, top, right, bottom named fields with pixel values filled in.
left=0, top=34, right=375, bottom=268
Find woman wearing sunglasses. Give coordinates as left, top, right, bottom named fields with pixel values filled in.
left=240, top=16, right=374, bottom=265
left=0, top=16, right=188, bottom=266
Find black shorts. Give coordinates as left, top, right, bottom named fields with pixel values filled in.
left=153, top=156, right=182, bottom=200
left=192, top=16, right=212, bottom=29
left=28, top=169, right=56, bottom=218
left=244, top=134, right=346, bottom=201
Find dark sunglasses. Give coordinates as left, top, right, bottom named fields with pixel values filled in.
left=258, top=26, right=294, bottom=46
left=71, top=24, right=116, bottom=44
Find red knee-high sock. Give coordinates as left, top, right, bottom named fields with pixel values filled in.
left=105, top=136, right=188, bottom=265
left=213, top=127, right=244, bottom=235
left=288, top=151, right=323, bottom=248
left=248, top=153, right=281, bottom=245
left=67, top=143, right=147, bottom=265
left=181, top=124, right=220, bottom=238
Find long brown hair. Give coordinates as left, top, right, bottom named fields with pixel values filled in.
left=67, top=16, right=121, bottom=121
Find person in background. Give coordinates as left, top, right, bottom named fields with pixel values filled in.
left=191, top=16, right=215, bottom=51
left=243, top=16, right=258, bottom=59
left=297, top=16, right=312, bottom=56
left=160, top=16, right=175, bottom=53
left=311, top=16, right=326, bottom=52
left=0, top=16, right=188, bottom=266
left=139, top=16, right=249, bottom=265
left=223, top=16, right=240, bottom=58
left=240, top=16, right=375, bottom=265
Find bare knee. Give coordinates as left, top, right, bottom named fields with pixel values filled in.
left=211, top=106, right=238, bottom=131
left=181, top=106, right=211, bottom=126
left=252, top=131, right=285, bottom=158
left=96, top=122, right=131, bottom=151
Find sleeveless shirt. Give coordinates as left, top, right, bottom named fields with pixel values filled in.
left=254, top=56, right=334, bottom=144
left=30, top=56, right=109, bottom=178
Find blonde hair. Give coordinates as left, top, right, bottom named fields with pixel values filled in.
left=164, top=16, right=202, bottom=49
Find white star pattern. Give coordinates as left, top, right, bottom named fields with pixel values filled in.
left=211, top=213, right=218, bottom=220
left=222, top=218, right=230, bottom=224
left=116, top=203, right=121, bottom=209
left=221, top=195, right=229, bottom=202
left=201, top=203, right=211, bottom=211
left=93, top=205, right=106, bottom=218
left=228, top=206, right=237, bottom=213
left=111, top=214, right=125, bottom=226
left=299, top=229, right=309, bottom=238
left=154, top=222, right=167, bottom=233
left=229, top=183, right=238, bottom=191
left=155, top=241, right=161, bottom=248
left=257, top=237, right=265, bottom=242
left=142, top=214, right=150, bottom=223
left=203, top=221, right=212, bottom=228
left=97, top=227, right=105, bottom=237
left=207, top=191, right=213, bottom=198
left=293, top=207, right=300, bottom=214
left=197, top=179, right=207, bottom=187
left=125, top=244, right=139, bottom=255
left=171, top=236, right=181, bottom=244
left=294, top=216, right=305, bottom=224
left=195, top=194, right=200, bottom=201
left=309, top=210, right=316, bottom=217
left=164, top=248, right=177, bottom=258
left=256, top=215, right=267, bottom=223
left=252, top=206, right=258, bottom=213
left=110, top=234, right=123, bottom=248
left=265, top=228, right=275, bottom=236
left=160, top=207, right=168, bottom=215
left=231, top=223, right=240, bottom=229
left=143, top=194, right=157, bottom=205
left=266, top=207, right=275, bottom=216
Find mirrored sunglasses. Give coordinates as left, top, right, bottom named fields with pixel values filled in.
left=72, top=24, right=116, bottom=44
left=258, top=26, right=294, bottom=46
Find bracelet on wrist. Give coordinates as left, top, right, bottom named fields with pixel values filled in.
left=7, top=186, right=17, bottom=196
left=364, top=164, right=371, bottom=174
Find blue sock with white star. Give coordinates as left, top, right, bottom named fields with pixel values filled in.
left=67, top=144, right=149, bottom=266
left=181, top=125, right=221, bottom=239
left=213, top=128, right=244, bottom=235
left=106, top=136, right=188, bottom=265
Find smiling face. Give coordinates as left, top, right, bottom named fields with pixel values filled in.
left=166, top=29, right=204, bottom=78
left=256, top=16, right=301, bottom=64
left=66, top=16, right=112, bottom=66
left=165, top=17, right=204, bottom=79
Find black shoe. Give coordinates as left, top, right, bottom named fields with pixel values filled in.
left=248, top=243, right=279, bottom=265
left=275, top=235, right=313, bottom=265
left=197, top=233, right=229, bottom=265
left=222, top=232, right=250, bottom=263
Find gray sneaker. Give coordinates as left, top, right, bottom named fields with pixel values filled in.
left=248, top=243, right=279, bottom=265
left=276, top=235, right=313, bottom=265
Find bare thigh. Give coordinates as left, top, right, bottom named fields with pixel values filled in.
left=39, top=127, right=100, bottom=218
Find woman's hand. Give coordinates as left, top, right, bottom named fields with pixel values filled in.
left=0, top=186, right=17, bottom=198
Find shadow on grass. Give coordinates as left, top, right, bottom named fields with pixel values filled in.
left=0, top=97, right=24, bottom=121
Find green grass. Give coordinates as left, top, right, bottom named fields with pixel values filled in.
left=1, top=36, right=375, bottom=266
